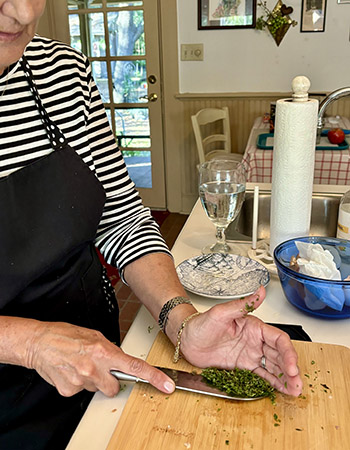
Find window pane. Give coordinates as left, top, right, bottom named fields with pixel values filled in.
left=69, top=13, right=105, bottom=57
left=89, top=13, right=106, bottom=57
left=69, top=14, right=82, bottom=51
left=123, top=150, right=152, bottom=188
left=108, top=11, right=145, bottom=56
left=91, top=61, right=109, bottom=103
left=112, top=60, right=147, bottom=103
left=107, top=1, right=143, bottom=7
left=67, top=0, right=102, bottom=10
left=115, top=108, right=150, bottom=148
left=105, top=108, right=112, bottom=128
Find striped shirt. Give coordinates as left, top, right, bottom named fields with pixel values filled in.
left=0, top=35, right=170, bottom=276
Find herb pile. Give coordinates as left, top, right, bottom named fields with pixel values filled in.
left=201, top=367, right=276, bottom=401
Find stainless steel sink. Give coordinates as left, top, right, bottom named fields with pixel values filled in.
left=226, top=192, right=341, bottom=241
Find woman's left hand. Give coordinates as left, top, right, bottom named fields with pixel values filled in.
left=179, top=286, right=302, bottom=397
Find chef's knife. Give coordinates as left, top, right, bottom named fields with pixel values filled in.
left=110, top=367, right=267, bottom=401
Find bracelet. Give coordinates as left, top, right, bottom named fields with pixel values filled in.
left=173, top=312, right=201, bottom=363
left=158, top=296, right=192, bottom=333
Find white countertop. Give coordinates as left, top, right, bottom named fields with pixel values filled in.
left=67, top=194, right=350, bottom=450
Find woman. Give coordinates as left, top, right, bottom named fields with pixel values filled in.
left=0, top=1, right=302, bottom=448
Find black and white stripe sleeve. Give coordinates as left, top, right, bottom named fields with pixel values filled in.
left=83, top=58, right=172, bottom=273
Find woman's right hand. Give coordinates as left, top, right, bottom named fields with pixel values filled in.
left=26, top=321, right=175, bottom=397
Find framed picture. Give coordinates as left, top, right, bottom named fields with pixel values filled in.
left=198, top=0, right=256, bottom=30
left=300, top=0, right=327, bottom=32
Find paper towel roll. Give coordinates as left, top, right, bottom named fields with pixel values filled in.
left=270, top=95, right=319, bottom=255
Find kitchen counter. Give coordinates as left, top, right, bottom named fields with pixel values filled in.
left=67, top=187, right=350, bottom=449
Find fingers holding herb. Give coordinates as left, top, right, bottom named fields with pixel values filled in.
left=250, top=323, right=303, bottom=396
left=253, top=365, right=302, bottom=397
left=173, top=285, right=302, bottom=397
left=261, top=323, right=301, bottom=376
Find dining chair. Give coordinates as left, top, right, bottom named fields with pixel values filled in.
left=191, top=107, right=242, bottom=164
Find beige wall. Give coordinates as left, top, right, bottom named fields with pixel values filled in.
left=177, top=0, right=350, bottom=93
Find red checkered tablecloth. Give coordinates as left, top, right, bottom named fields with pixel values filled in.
left=242, top=116, right=350, bottom=185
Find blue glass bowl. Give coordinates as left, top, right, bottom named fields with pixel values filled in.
left=274, top=236, right=350, bottom=319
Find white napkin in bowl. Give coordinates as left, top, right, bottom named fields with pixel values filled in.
left=295, top=241, right=341, bottom=280
left=294, top=241, right=344, bottom=311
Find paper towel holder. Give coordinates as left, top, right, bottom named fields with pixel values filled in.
left=291, top=75, right=311, bottom=102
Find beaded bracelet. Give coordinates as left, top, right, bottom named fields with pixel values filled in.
left=173, top=312, right=201, bottom=363
left=158, top=296, right=193, bottom=333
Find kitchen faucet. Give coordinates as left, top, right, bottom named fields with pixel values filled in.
left=317, top=87, right=350, bottom=143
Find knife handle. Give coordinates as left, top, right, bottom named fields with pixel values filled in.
left=110, top=370, right=149, bottom=384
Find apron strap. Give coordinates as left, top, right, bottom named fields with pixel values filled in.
left=20, top=55, right=69, bottom=151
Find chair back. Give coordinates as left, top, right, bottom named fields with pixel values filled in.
left=191, top=107, right=231, bottom=163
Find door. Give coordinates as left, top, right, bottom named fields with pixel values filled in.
left=46, top=0, right=166, bottom=208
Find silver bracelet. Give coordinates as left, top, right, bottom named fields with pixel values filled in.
left=158, top=296, right=192, bottom=333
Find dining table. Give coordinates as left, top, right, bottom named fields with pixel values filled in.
left=243, top=116, right=350, bottom=185
left=66, top=184, right=350, bottom=449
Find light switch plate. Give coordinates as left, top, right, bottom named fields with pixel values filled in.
left=181, top=44, right=204, bottom=61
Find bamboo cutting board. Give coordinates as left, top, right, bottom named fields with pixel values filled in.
left=107, top=333, right=350, bottom=450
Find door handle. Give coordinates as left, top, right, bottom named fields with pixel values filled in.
left=139, top=93, right=158, bottom=102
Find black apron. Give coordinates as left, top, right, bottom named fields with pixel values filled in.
left=0, top=57, right=120, bottom=449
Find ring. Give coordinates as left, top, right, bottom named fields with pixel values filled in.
left=261, top=355, right=267, bottom=369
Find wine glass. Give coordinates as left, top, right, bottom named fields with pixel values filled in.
left=198, top=159, right=246, bottom=254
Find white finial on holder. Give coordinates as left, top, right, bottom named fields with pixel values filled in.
left=292, top=76, right=311, bottom=102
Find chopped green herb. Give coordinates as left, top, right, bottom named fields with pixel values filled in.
left=278, top=373, right=284, bottom=378
left=201, top=367, right=276, bottom=402
left=273, top=413, right=281, bottom=423
left=311, top=360, right=315, bottom=365
left=304, top=374, right=310, bottom=378
left=284, top=381, right=287, bottom=389
left=147, top=325, right=154, bottom=333
left=295, top=428, right=303, bottom=432
left=244, top=302, right=256, bottom=313
left=274, top=423, right=280, bottom=427
left=225, top=440, right=229, bottom=445
left=165, top=396, right=169, bottom=400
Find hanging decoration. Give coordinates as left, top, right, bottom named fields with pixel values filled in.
left=256, top=0, right=297, bottom=46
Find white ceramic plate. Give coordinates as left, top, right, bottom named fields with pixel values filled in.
left=176, top=253, right=270, bottom=300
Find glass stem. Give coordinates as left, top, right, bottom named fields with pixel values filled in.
left=215, top=226, right=226, bottom=246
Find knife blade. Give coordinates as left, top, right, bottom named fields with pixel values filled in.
left=110, top=367, right=267, bottom=401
